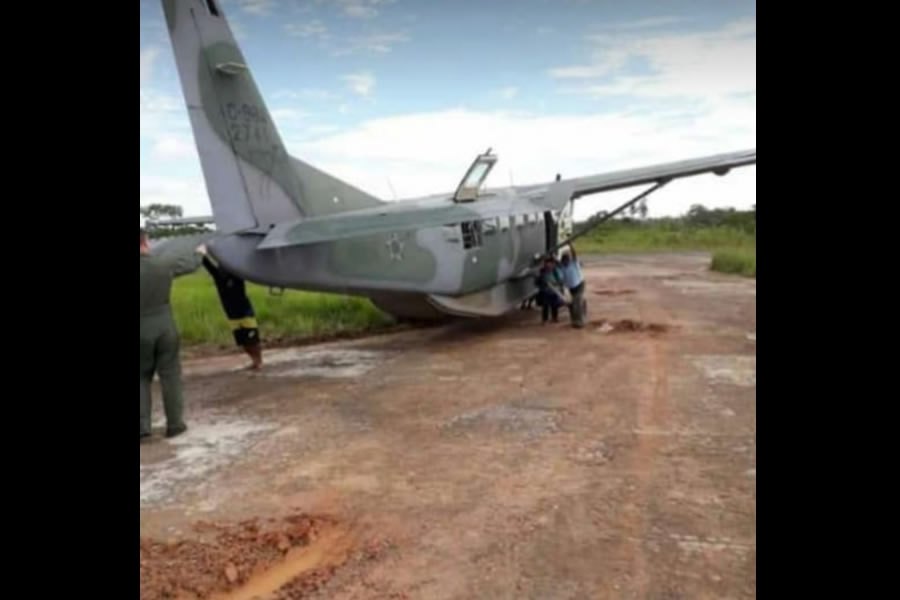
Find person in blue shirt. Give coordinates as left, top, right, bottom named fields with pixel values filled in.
left=559, top=246, right=587, bottom=328
left=534, top=257, right=566, bottom=323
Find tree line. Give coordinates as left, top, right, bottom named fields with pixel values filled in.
left=575, top=204, right=756, bottom=235
left=140, top=204, right=212, bottom=238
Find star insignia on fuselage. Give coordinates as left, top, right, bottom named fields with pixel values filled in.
left=386, top=233, right=405, bottom=261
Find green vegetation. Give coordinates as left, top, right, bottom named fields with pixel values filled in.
left=576, top=225, right=755, bottom=254
left=171, top=272, right=394, bottom=347
left=574, top=204, right=755, bottom=278
left=710, top=248, right=756, bottom=277
left=140, top=203, right=212, bottom=238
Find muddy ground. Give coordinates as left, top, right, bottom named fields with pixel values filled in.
left=140, top=253, right=756, bottom=599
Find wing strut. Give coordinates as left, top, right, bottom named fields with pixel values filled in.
left=543, top=179, right=671, bottom=259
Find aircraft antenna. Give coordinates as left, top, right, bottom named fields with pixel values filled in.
left=387, top=177, right=398, bottom=201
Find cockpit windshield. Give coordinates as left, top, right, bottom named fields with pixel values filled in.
left=454, top=151, right=498, bottom=202
left=463, top=162, right=491, bottom=189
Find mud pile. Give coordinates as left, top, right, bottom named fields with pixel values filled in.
left=140, top=513, right=337, bottom=599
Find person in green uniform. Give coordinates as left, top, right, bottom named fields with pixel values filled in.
left=140, top=229, right=202, bottom=440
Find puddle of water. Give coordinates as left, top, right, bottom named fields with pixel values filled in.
left=140, top=414, right=277, bottom=507
left=262, top=349, right=383, bottom=378
left=444, top=404, right=560, bottom=437
left=688, top=355, right=756, bottom=387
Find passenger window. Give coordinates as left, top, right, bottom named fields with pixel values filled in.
left=461, top=221, right=483, bottom=249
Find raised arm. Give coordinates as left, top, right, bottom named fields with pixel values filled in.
left=150, top=234, right=210, bottom=278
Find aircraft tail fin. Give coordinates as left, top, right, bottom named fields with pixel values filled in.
left=160, top=0, right=382, bottom=234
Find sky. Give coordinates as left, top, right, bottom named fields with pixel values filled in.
left=140, top=0, right=756, bottom=221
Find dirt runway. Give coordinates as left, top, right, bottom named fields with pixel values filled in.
left=140, top=252, right=756, bottom=599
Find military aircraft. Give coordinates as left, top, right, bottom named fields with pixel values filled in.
left=151, top=0, right=756, bottom=320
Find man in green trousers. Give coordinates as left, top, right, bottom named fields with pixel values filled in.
left=140, top=229, right=203, bottom=441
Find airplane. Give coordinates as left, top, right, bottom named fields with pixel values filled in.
left=150, top=0, right=756, bottom=321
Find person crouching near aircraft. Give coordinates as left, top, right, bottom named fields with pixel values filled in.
left=534, top=257, right=566, bottom=324
left=197, top=245, right=263, bottom=370
left=559, top=246, right=587, bottom=328
left=140, top=229, right=202, bottom=441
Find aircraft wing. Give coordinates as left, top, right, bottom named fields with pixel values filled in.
left=521, top=148, right=757, bottom=203
left=256, top=148, right=755, bottom=249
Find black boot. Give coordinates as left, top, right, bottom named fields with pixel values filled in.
left=166, top=423, right=187, bottom=439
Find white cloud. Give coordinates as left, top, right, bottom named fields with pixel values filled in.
left=140, top=173, right=211, bottom=217
left=152, top=135, right=196, bottom=160
left=139, top=16, right=754, bottom=220
left=309, top=124, right=342, bottom=136
left=344, top=3, right=376, bottom=18
left=230, top=17, right=249, bottom=41
left=325, top=0, right=395, bottom=19
left=341, top=72, right=375, bottom=97
left=548, top=47, right=632, bottom=80
left=235, top=0, right=273, bottom=16
left=551, top=18, right=756, bottom=102
left=140, top=47, right=160, bottom=85
left=291, top=104, right=755, bottom=218
left=271, top=108, right=311, bottom=121
left=274, top=88, right=338, bottom=102
left=285, top=19, right=329, bottom=39
left=332, top=31, right=409, bottom=55
left=140, top=18, right=165, bottom=38
left=140, top=89, right=188, bottom=140
left=599, top=16, right=689, bottom=31
left=140, top=102, right=755, bottom=218
left=495, top=86, right=519, bottom=100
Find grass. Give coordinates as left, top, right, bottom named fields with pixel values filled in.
left=575, top=223, right=756, bottom=279
left=171, top=272, right=395, bottom=347
left=576, top=224, right=756, bottom=254
left=710, top=248, right=756, bottom=278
